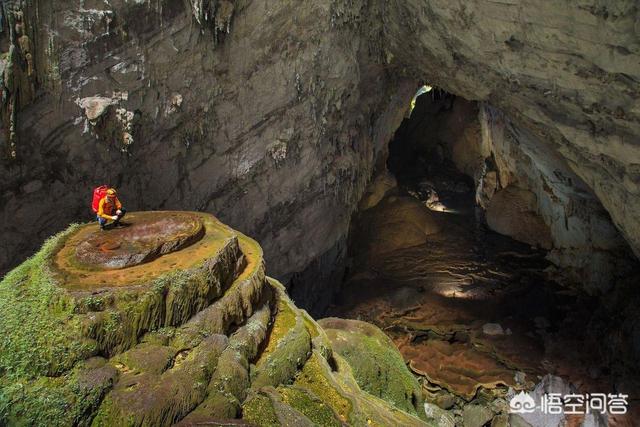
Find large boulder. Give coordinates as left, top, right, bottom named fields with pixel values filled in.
left=486, top=185, right=553, bottom=249
left=318, top=317, right=426, bottom=419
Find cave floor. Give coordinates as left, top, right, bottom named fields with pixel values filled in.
left=327, top=161, right=637, bottom=425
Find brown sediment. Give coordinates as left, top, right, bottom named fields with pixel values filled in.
left=75, top=212, right=205, bottom=269
left=398, top=338, right=522, bottom=400
left=329, top=157, right=631, bottom=419
left=52, top=211, right=237, bottom=291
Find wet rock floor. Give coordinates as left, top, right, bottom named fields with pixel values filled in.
left=327, top=162, right=637, bottom=426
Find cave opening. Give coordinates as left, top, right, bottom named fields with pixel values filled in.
left=326, top=87, right=640, bottom=419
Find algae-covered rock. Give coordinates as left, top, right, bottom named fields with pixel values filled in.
left=318, top=317, right=426, bottom=419
left=0, top=212, right=430, bottom=426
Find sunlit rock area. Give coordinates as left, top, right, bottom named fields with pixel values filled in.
left=1, top=0, right=640, bottom=426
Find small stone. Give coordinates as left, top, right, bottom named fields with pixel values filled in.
left=482, top=323, right=505, bottom=336
left=79, top=96, right=116, bottom=122
left=509, top=414, right=533, bottom=427
left=491, top=414, right=509, bottom=427
left=435, top=392, right=456, bottom=410
left=424, top=402, right=456, bottom=427
left=463, top=404, right=493, bottom=427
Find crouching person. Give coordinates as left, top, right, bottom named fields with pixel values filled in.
left=97, top=188, right=126, bottom=230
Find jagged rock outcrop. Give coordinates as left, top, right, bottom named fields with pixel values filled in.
left=0, top=0, right=639, bottom=312
left=0, top=212, right=429, bottom=426
left=389, top=92, right=637, bottom=293
left=476, top=104, right=636, bottom=292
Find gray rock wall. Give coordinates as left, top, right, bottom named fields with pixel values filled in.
left=1, top=0, right=639, bottom=309
left=0, top=0, right=412, bottom=289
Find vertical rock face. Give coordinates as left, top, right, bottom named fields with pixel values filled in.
left=476, top=105, right=635, bottom=293
left=384, top=93, right=635, bottom=293
left=1, top=0, right=639, bottom=308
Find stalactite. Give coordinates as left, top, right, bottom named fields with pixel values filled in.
left=189, top=0, right=235, bottom=46
left=0, top=1, right=37, bottom=160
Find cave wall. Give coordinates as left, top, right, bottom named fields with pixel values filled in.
left=382, top=0, right=640, bottom=260
left=382, top=93, right=635, bottom=293
left=0, top=0, right=413, bottom=299
left=478, top=104, right=635, bottom=293
left=1, top=0, right=639, bottom=311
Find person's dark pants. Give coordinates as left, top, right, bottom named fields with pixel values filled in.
left=97, top=208, right=126, bottom=229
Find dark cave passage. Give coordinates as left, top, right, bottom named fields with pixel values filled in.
left=326, top=89, right=640, bottom=423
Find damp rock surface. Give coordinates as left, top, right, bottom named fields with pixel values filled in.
left=0, top=212, right=429, bottom=426
left=329, top=156, right=640, bottom=424
left=74, top=212, right=205, bottom=269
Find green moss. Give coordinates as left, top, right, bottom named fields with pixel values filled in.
left=251, top=287, right=312, bottom=389
left=319, top=319, right=425, bottom=419
left=93, top=333, right=225, bottom=426
left=0, top=225, right=95, bottom=379
left=111, top=344, right=176, bottom=375
left=259, top=297, right=297, bottom=361
left=294, top=352, right=353, bottom=423
left=188, top=305, right=271, bottom=420
left=0, top=360, right=115, bottom=426
left=242, top=392, right=280, bottom=427
left=277, top=386, right=342, bottom=427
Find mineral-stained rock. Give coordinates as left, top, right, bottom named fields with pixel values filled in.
left=0, top=212, right=430, bottom=426
left=74, top=212, right=205, bottom=269
left=423, top=402, right=456, bottom=427
left=462, top=404, right=494, bottom=427
left=2, top=0, right=638, bottom=316
left=78, top=97, right=117, bottom=122
left=399, top=338, right=522, bottom=400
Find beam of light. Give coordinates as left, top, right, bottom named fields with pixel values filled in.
left=424, top=202, right=461, bottom=215
left=409, top=85, right=433, bottom=116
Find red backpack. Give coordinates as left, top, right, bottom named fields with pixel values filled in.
left=92, top=185, right=108, bottom=213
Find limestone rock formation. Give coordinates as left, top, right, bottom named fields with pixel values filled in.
left=485, top=185, right=553, bottom=250
left=0, top=0, right=639, bottom=313
left=318, top=318, right=425, bottom=419
left=0, top=212, right=429, bottom=426
left=393, top=93, right=637, bottom=294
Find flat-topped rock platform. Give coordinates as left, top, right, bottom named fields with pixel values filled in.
left=52, top=211, right=239, bottom=291
left=75, top=212, right=205, bottom=269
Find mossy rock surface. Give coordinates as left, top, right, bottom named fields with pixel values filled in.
left=318, top=317, right=426, bottom=419
left=1, top=212, right=430, bottom=426
left=0, top=212, right=261, bottom=425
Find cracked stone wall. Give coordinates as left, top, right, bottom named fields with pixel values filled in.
left=1, top=0, right=639, bottom=312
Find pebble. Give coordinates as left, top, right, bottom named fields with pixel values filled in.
left=482, top=323, right=505, bottom=335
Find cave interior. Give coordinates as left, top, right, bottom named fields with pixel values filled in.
left=327, top=86, right=640, bottom=420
